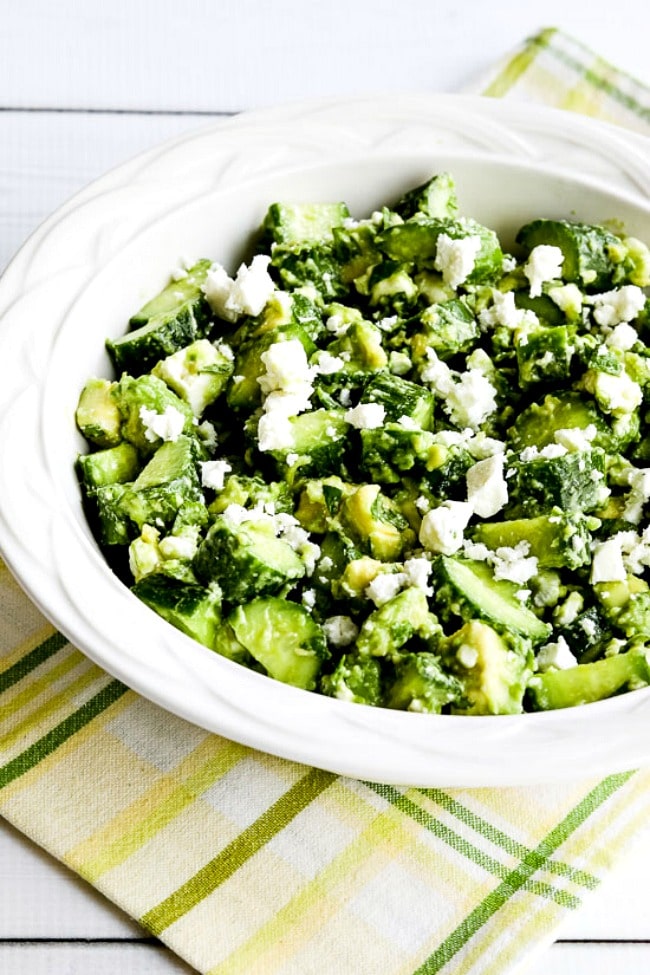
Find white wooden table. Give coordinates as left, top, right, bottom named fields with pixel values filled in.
left=2, top=3, right=650, bottom=972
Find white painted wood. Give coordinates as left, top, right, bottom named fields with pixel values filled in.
left=0, top=944, right=195, bottom=974
left=0, top=941, right=649, bottom=975
left=0, top=820, right=141, bottom=938
left=1, top=1, right=649, bottom=113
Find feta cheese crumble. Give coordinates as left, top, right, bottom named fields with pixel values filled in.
left=344, top=402, right=386, bottom=430
left=591, top=285, right=646, bottom=327
left=466, top=455, right=508, bottom=518
left=200, top=459, right=232, bottom=491
left=537, top=636, right=577, bottom=673
left=202, top=254, right=275, bottom=322
left=523, top=245, right=564, bottom=298
left=139, top=405, right=186, bottom=443
left=419, top=501, right=473, bottom=555
left=323, top=616, right=359, bottom=647
left=434, top=233, right=482, bottom=289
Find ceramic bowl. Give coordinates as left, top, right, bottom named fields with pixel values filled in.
left=1, top=93, right=650, bottom=786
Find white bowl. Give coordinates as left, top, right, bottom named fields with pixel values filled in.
left=2, top=93, right=650, bottom=787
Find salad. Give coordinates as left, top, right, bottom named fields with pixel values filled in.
left=75, top=172, right=650, bottom=714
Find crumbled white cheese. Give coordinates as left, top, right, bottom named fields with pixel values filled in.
left=258, top=338, right=315, bottom=399
left=523, top=245, right=564, bottom=298
left=466, top=454, right=508, bottom=518
left=548, top=283, right=583, bottom=317
left=591, top=285, right=646, bottom=327
left=462, top=541, right=491, bottom=562
left=589, top=370, right=642, bottom=415
left=159, top=528, right=199, bottom=562
left=492, top=542, right=538, bottom=585
left=139, top=405, right=186, bottom=443
left=365, top=572, right=406, bottom=607
left=623, top=467, right=650, bottom=524
left=200, top=459, right=232, bottom=491
left=590, top=537, right=627, bottom=584
left=403, top=557, right=433, bottom=596
left=457, top=644, right=479, bottom=669
left=553, top=424, right=597, bottom=452
left=196, top=419, right=218, bottom=451
left=479, top=289, right=537, bottom=331
left=323, top=615, right=359, bottom=647
left=420, top=348, right=455, bottom=395
left=344, top=403, right=386, bottom=430
left=434, top=233, right=482, bottom=289
left=537, top=635, right=577, bottom=673
left=388, top=351, right=412, bottom=376
left=376, top=314, right=398, bottom=332
left=418, top=501, right=473, bottom=555
left=202, top=254, right=275, bottom=322
left=313, top=350, right=345, bottom=375
left=538, top=443, right=568, bottom=459
left=465, top=434, right=506, bottom=460
left=605, top=322, right=639, bottom=351
left=448, top=370, right=498, bottom=431
left=302, top=589, right=316, bottom=610
left=257, top=412, right=295, bottom=452
left=519, top=445, right=539, bottom=462
left=325, top=313, right=348, bottom=337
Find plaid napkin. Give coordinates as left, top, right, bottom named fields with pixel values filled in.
left=2, top=27, right=650, bottom=975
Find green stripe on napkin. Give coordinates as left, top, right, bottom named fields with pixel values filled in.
left=2, top=28, right=650, bottom=975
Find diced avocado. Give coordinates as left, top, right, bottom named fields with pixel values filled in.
left=513, top=448, right=608, bottom=516
left=261, top=202, right=350, bottom=246
left=153, top=338, right=234, bottom=416
left=131, top=573, right=221, bottom=650
left=528, top=649, right=650, bottom=710
left=228, top=597, right=327, bottom=689
left=365, top=260, right=418, bottom=313
left=341, top=484, right=414, bottom=561
left=434, top=556, right=551, bottom=643
left=121, top=436, right=203, bottom=532
left=361, top=372, right=434, bottom=427
left=294, top=476, right=347, bottom=533
left=386, top=652, right=462, bottom=713
left=473, top=512, right=592, bottom=570
left=327, top=320, right=388, bottom=375
left=515, top=219, right=620, bottom=290
left=77, top=442, right=140, bottom=492
left=107, top=260, right=213, bottom=376
left=321, top=653, right=383, bottom=705
left=411, top=299, right=479, bottom=360
left=444, top=620, right=533, bottom=715
left=193, top=515, right=305, bottom=603
left=76, top=378, right=122, bottom=448
left=356, top=587, right=437, bottom=658
left=394, top=172, right=458, bottom=221
left=116, top=373, right=194, bottom=453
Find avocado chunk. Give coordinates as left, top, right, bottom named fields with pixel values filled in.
left=132, top=573, right=221, bottom=650
left=116, top=373, right=194, bottom=453
left=77, top=442, right=140, bottom=492
left=76, top=378, right=122, bottom=448
left=341, top=484, right=414, bottom=561
left=444, top=620, right=533, bottom=715
left=229, top=597, right=327, bottom=689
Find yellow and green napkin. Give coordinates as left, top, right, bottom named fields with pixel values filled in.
left=2, top=27, right=650, bottom=975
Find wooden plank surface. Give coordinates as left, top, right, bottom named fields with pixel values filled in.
left=2, top=2, right=650, bottom=972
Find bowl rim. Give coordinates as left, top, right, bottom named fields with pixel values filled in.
left=1, top=91, right=650, bottom=787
